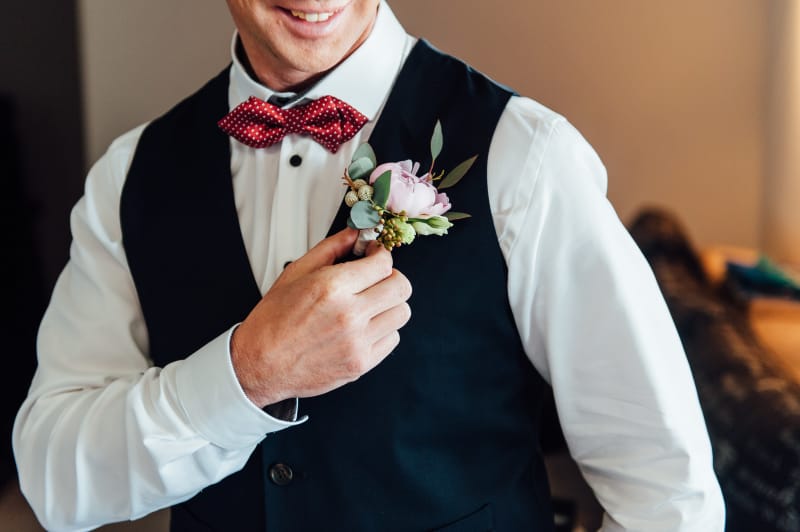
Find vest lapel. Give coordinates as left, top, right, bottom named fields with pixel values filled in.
left=122, top=66, right=263, bottom=362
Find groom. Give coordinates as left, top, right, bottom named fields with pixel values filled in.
left=14, top=1, right=724, bottom=530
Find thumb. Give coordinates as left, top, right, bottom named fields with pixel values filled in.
left=288, top=228, right=358, bottom=277
left=363, top=239, right=386, bottom=257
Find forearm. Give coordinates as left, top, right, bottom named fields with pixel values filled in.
left=13, top=329, right=276, bottom=531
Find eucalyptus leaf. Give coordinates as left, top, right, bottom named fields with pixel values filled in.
left=348, top=157, right=375, bottom=181
left=350, top=201, right=381, bottom=229
left=444, top=211, right=472, bottom=221
left=347, top=216, right=358, bottom=229
left=372, top=170, right=392, bottom=208
left=351, top=143, right=377, bottom=167
left=438, top=155, right=477, bottom=190
left=430, top=120, right=443, bottom=161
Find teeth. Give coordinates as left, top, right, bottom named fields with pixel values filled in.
left=290, top=10, right=333, bottom=22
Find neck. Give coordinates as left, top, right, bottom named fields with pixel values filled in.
left=234, top=40, right=321, bottom=93
left=235, top=10, right=378, bottom=93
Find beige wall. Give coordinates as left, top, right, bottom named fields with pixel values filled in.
left=392, top=0, right=768, bottom=249
left=78, top=0, right=234, bottom=165
left=79, top=0, right=770, bottom=249
left=765, top=1, right=800, bottom=264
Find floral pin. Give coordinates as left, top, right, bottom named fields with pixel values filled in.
left=343, top=121, right=475, bottom=255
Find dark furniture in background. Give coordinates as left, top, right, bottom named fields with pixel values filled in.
left=630, top=208, right=800, bottom=532
left=0, top=96, right=45, bottom=487
left=0, top=1, right=85, bottom=491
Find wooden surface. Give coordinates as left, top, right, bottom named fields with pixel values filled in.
left=750, top=298, right=800, bottom=383
left=701, top=244, right=800, bottom=380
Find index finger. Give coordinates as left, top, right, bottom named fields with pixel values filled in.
left=331, top=241, right=394, bottom=293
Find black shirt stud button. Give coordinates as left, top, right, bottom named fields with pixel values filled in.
left=269, top=463, right=294, bottom=486
left=289, top=154, right=302, bottom=167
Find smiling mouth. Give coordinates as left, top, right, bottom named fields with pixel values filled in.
left=288, top=8, right=337, bottom=23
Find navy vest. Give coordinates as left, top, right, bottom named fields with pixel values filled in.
left=121, top=41, right=553, bottom=531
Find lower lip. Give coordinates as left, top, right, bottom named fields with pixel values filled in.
left=278, top=4, right=348, bottom=38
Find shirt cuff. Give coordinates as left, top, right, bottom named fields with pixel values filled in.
left=174, top=325, right=307, bottom=450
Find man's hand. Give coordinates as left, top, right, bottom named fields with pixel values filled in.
left=230, top=228, right=412, bottom=408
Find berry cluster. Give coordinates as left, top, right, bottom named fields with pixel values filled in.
left=377, top=212, right=414, bottom=250
left=344, top=179, right=374, bottom=206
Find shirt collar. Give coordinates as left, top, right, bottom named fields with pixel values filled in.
left=229, top=0, right=412, bottom=122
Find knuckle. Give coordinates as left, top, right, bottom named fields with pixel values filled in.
left=334, top=310, right=358, bottom=332
left=343, top=353, right=367, bottom=376
left=399, top=302, right=412, bottom=325
left=395, top=272, right=412, bottom=300
left=315, top=276, right=339, bottom=303
left=387, top=331, right=401, bottom=352
left=282, top=260, right=298, bottom=275
left=374, top=252, right=393, bottom=278
left=375, top=331, right=400, bottom=359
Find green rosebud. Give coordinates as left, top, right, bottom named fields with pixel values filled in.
left=395, top=219, right=416, bottom=245
left=427, top=216, right=453, bottom=229
left=412, top=215, right=453, bottom=236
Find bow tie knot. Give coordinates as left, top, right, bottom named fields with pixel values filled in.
left=218, top=95, right=368, bottom=153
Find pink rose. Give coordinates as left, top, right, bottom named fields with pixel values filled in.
left=369, top=160, right=451, bottom=218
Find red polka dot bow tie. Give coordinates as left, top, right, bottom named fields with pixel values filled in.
left=217, top=95, right=368, bottom=153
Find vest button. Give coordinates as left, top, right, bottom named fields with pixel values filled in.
left=269, top=463, right=294, bottom=486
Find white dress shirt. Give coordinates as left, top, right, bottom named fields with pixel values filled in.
left=13, top=3, right=724, bottom=531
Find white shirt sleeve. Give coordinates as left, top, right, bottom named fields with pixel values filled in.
left=489, top=97, right=725, bottom=531
left=12, top=126, right=303, bottom=532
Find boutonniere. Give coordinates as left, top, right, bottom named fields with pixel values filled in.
left=342, top=121, right=475, bottom=255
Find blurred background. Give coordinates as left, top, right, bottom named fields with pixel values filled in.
left=2, top=1, right=798, bottom=530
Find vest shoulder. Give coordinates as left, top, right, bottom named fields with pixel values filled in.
left=145, top=65, right=231, bottom=134
left=416, top=39, right=516, bottom=97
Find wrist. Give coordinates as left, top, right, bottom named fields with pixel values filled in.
left=229, top=324, right=286, bottom=408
